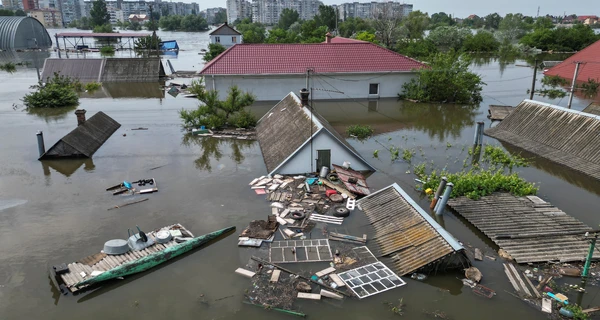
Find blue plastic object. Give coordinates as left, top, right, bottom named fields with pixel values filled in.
left=547, top=292, right=569, bottom=305
left=559, top=308, right=574, bottom=318
left=200, top=125, right=206, bottom=130
left=306, top=178, right=318, bottom=185
left=123, top=181, right=132, bottom=189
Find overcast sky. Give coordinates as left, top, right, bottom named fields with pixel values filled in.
left=201, top=0, right=597, bottom=18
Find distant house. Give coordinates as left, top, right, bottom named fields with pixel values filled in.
left=128, top=14, right=149, bottom=23
left=577, top=15, right=599, bottom=25
left=39, top=110, right=121, bottom=160
left=256, top=90, right=375, bottom=175
left=543, top=39, right=600, bottom=83
left=209, top=23, right=242, bottom=47
left=200, top=35, right=426, bottom=101
left=466, top=14, right=479, bottom=20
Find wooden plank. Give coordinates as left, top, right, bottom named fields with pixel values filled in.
left=523, top=272, right=541, bottom=298
left=503, top=264, right=521, bottom=293
left=474, top=248, right=483, bottom=261
left=315, top=267, right=336, bottom=278
left=508, top=264, right=532, bottom=297
left=320, top=289, right=343, bottom=300
left=297, top=292, right=321, bottom=300
left=270, top=270, right=281, bottom=283
left=235, top=268, right=256, bottom=278
left=329, top=273, right=346, bottom=287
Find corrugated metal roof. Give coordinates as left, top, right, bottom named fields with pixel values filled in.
left=358, top=184, right=465, bottom=276
left=0, top=16, right=52, bottom=49
left=41, top=58, right=104, bottom=83
left=41, top=111, right=121, bottom=159
left=583, top=102, right=600, bottom=116
left=486, top=99, right=600, bottom=180
left=543, top=39, right=600, bottom=82
left=256, top=92, right=374, bottom=175
left=209, top=23, right=241, bottom=36
left=447, top=193, right=597, bottom=263
left=200, top=42, right=426, bottom=75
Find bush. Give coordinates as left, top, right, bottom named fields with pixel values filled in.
left=93, top=24, right=113, bottom=33
left=0, top=62, right=16, bottom=73
left=396, top=39, right=438, bottom=60
left=346, top=125, right=374, bottom=139
left=203, top=43, right=227, bottom=62
left=462, top=31, right=500, bottom=52
left=134, top=35, right=162, bottom=51
left=84, top=82, right=101, bottom=92
left=23, top=73, right=81, bottom=108
left=99, top=46, right=115, bottom=56
left=230, top=109, right=257, bottom=128
left=400, top=52, right=484, bottom=104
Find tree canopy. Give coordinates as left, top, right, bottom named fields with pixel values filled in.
left=159, top=15, right=208, bottom=31
left=402, top=10, right=430, bottom=39
left=278, top=8, right=300, bottom=30
left=89, top=0, right=110, bottom=27
left=314, top=5, right=337, bottom=31
left=203, top=43, right=227, bottom=62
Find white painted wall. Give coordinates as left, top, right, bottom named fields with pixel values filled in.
left=275, top=130, right=372, bottom=175
left=209, top=34, right=242, bottom=47
left=205, top=72, right=417, bottom=101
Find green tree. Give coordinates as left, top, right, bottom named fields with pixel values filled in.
left=400, top=52, right=484, bottom=104
left=355, top=31, right=378, bottom=44
left=179, top=80, right=257, bottom=129
left=159, top=15, right=182, bottom=31
left=533, top=17, right=554, bottom=30
left=128, top=20, right=142, bottom=30
left=14, top=9, right=26, bottom=16
left=23, top=73, right=81, bottom=109
left=203, top=43, right=227, bottom=62
left=93, top=24, right=113, bottom=33
left=214, top=10, right=227, bottom=24
left=483, top=13, right=502, bottom=29
left=520, top=23, right=599, bottom=51
left=395, top=38, right=438, bottom=60
left=266, top=28, right=300, bottom=43
left=498, top=13, right=530, bottom=42
left=300, top=20, right=328, bottom=43
left=236, top=18, right=266, bottom=43
left=402, top=10, right=430, bottom=39
left=0, top=9, right=14, bottom=16
left=89, top=0, right=111, bottom=27
left=462, top=16, right=484, bottom=29
left=338, top=17, right=372, bottom=38
left=134, top=35, right=162, bottom=51
left=371, top=5, right=403, bottom=47
left=430, top=12, right=454, bottom=29
left=462, top=30, right=500, bottom=52
left=314, top=5, right=337, bottom=31
left=145, top=20, right=158, bottom=31
left=427, top=26, right=472, bottom=51
left=278, top=8, right=300, bottom=30
left=180, top=14, right=209, bottom=31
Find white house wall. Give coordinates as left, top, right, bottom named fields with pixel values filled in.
left=206, top=72, right=417, bottom=101
left=276, top=131, right=371, bottom=175
left=209, top=34, right=242, bottom=47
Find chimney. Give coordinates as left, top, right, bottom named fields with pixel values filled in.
left=325, top=32, right=332, bottom=43
left=75, top=109, right=87, bottom=126
left=299, top=88, right=309, bottom=106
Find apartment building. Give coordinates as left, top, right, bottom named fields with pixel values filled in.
left=30, top=8, right=63, bottom=27
left=82, top=1, right=199, bottom=21
left=203, top=7, right=225, bottom=24
left=226, top=0, right=251, bottom=24
left=337, top=1, right=412, bottom=21
left=251, top=0, right=322, bottom=25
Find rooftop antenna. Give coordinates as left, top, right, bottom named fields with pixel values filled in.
left=537, top=6, right=540, bottom=18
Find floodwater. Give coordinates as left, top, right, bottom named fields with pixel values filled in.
left=1, top=29, right=600, bottom=320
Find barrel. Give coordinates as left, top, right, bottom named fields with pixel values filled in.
left=319, top=166, right=329, bottom=178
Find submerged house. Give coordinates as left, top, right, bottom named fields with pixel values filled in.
left=200, top=35, right=426, bottom=101
left=39, top=110, right=121, bottom=160
left=41, top=58, right=166, bottom=83
left=256, top=90, right=375, bottom=176
left=209, top=22, right=242, bottom=47
left=543, top=39, right=600, bottom=84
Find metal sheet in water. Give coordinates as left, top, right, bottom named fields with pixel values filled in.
left=338, top=261, right=406, bottom=299
left=269, top=239, right=332, bottom=263
left=0, top=199, right=27, bottom=211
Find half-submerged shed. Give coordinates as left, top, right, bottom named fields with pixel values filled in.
left=0, top=16, right=52, bottom=49
left=486, top=99, right=600, bottom=180
left=256, top=90, right=375, bottom=176
left=357, top=183, right=469, bottom=276
left=39, top=110, right=120, bottom=160
left=41, top=58, right=166, bottom=83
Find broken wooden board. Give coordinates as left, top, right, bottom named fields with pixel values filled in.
left=235, top=268, right=256, bottom=278
left=320, top=289, right=343, bottom=300
left=329, top=273, right=346, bottom=287
left=297, top=292, right=321, bottom=300
left=328, top=232, right=367, bottom=244
left=309, top=213, right=344, bottom=225
left=315, top=267, right=336, bottom=278
left=318, top=178, right=356, bottom=199
left=542, top=298, right=552, bottom=313
left=238, top=238, right=263, bottom=247
left=474, top=248, right=483, bottom=261
left=270, top=270, right=281, bottom=283
left=280, top=209, right=290, bottom=218
left=276, top=216, right=287, bottom=225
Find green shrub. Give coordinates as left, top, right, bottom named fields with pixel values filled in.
left=99, top=46, right=115, bottom=56
left=23, top=73, right=81, bottom=108
left=0, top=62, right=16, bottom=73
left=346, top=125, right=374, bottom=139
left=230, top=109, right=257, bottom=128
left=84, top=82, right=101, bottom=92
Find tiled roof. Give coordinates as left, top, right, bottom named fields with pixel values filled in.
left=544, top=39, right=600, bottom=82
left=324, top=36, right=367, bottom=43
left=200, top=42, right=426, bottom=75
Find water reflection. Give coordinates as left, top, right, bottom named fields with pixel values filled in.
left=26, top=105, right=78, bottom=123
left=181, top=135, right=255, bottom=172
left=399, top=103, right=479, bottom=142
left=81, top=82, right=165, bottom=99
left=41, top=158, right=95, bottom=177
left=0, top=50, right=50, bottom=69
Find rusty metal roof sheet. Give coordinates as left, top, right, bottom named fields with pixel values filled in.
left=332, top=164, right=370, bottom=195
left=358, top=183, right=464, bottom=276
left=447, top=193, right=597, bottom=263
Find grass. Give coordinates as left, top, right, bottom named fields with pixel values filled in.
left=346, top=125, right=374, bottom=139
left=84, top=82, right=101, bottom=92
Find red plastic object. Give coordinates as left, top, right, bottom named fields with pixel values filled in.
left=326, top=190, right=338, bottom=197
left=543, top=286, right=553, bottom=293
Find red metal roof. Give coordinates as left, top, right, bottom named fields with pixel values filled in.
left=324, top=37, right=367, bottom=44
left=544, top=39, right=600, bottom=83
left=56, top=32, right=151, bottom=38
left=200, top=42, right=426, bottom=75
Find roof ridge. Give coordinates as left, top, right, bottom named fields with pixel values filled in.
left=546, top=38, right=600, bottom=74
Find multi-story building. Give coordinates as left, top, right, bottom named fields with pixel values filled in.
left=226, top=0, right=250, bottom=24
left=2, top=0, right=23, bottom=10
left=251, top=0, right=322, bottom=25
left=337, top=1, right=412, bottom=21
left=22, top=0, right=39, bottom=11
left=107, top=5, right=123, bottom=24
left=82, top=1, right=198, bottom=21
left=59, top=0, right=82, bottom=26
left=30, top=8, right=63, bottom=27
left=204, top=7, right=225, bottom=24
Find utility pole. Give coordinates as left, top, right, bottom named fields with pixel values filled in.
left=582, top=233, right=597, bottom=278
left=567, top=61, right=582, bottom=109
left=529, top=59, right=538, bottom=100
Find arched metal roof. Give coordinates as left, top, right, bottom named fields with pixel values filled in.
left=0, top=16, right=52, bottom=49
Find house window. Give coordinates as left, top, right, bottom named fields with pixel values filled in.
left=215, top=36, right=220, bottom=43
left=369, top=83, right=379, bottom=95
left=232, top=36, right=237, bottom=43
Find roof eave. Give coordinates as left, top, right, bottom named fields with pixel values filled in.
left=200, top=70, right=420, bottom=76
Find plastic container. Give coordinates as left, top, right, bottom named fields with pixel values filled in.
left=320, top=166, right=329, bottom=178
left=559, top=308, right=574, bottom=318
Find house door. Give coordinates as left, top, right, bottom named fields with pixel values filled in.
left=316, top=149, right=331, bottom=171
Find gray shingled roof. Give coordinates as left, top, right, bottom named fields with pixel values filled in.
left=256, top=92, right=374, bottom=174
left=209, top=23, right=241, bottom=36
left=40, top=112, right=121, bottom=159
left=41, top=58, right=165, bottom=83
left=256, top=93, right=318, bottom=173
left=41, top=59, right=104, bottom=83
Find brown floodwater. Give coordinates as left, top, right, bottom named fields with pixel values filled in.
left=1, top=29, right=599, bottom=320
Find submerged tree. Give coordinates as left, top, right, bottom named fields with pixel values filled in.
left=90, top=0, right=111, bottom=28
left=400, top=52, right=485, bottom=104
left=179, top=80, right=257, bottom=129
left=203, top=43, right=227, bottom=62
left=23, top=73, right=81, bottom=109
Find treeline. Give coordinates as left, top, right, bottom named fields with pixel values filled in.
left=0, top=8, right=26, bottom=16
left=159, top=15, right=208, bottom=32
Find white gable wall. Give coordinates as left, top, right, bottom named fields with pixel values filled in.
left=275, top=130, right=372, bottom=175
left=205, top=72, right=417, bottom=101
left=209, top=34, right=242, bottom=47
